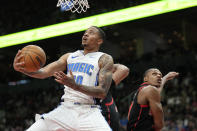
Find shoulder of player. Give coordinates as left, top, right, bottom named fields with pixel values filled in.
left=59, top=53, right=72, bottom=60
left=98, top=54, right=114, bottom=70
left=56, top=53, right=72, bottom=64
left=113, top=63, right=130, bottom=72
left=143, top=85, right=159, bottom=92
left=142, top=85, right=160, bottom=98
left=99, top=53, right=113, bottom=66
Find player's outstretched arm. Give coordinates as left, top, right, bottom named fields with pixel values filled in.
left=54, top=54, right=114, bottom=99
left=146, top=86, right=164, bottom=131
left=13, top=50, right=70, bottom=79
left=158, top=72, right=179, bottom=94
left=112, top=64, right=129, bottom=85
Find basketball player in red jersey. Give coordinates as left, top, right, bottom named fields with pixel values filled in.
left=13, top=26, right=113, bottom=131
left=101, top=64, right=129, bottom=131
left=127, top=68, right=178, bottom=131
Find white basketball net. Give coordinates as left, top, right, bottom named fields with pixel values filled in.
left=57, top=0, right=89, bottom=13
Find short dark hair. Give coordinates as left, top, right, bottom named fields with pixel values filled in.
left=143, top=68, right=159, bottom=78
left=92, top=26, right=106, bottom=43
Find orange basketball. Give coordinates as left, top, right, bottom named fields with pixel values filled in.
left=20, top=45, right=46, bottom=72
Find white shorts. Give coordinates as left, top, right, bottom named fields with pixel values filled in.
left=26, top=101, right=111, bottom=131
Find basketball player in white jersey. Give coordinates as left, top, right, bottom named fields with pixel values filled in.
left=13, top=26, right=113, bottom=131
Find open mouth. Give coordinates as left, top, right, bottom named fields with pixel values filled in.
left=157, top=79, right=162, bottom=84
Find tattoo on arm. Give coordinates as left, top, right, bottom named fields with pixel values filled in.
left=24, top=69, right=43, bottom=75
left=24, top=53, right=69, bottom=79
left=73, top=54, right=114, bottom=99
left=99, top=54, right=113, bottom=91
left=23, top=69, right=45, bottom=79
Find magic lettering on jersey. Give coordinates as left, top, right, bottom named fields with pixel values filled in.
left=67, top=63, right=94, bottom=76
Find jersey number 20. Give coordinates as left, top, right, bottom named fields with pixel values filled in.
left=74, top=75, right=83, bottom=85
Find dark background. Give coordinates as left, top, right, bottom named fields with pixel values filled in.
left=0, top=0, right=197, bottom=130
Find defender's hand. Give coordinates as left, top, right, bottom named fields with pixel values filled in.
left=13, top=50, right=25, bottom=72
left=162, top=72, right=179, bottom=84
left=54, top=71, right=77, bottom=89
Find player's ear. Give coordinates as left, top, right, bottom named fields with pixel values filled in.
left=144, top=76, right=147, bottom=82
left=97, top=39, right=103, bottom=46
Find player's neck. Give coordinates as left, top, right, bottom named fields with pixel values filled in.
left=83, top=48, right=98, bottom=55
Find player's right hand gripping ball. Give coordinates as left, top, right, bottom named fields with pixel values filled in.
left=19, top=45, right=46, bottom=72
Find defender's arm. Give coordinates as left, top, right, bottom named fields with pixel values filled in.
left=146, top=86, right=164, bottom=131
left=158, top=72, right=179, bottom=94
left=112, top=64, right=129, bottom=85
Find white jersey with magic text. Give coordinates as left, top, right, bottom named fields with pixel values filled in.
left=61, top=50, right=104, bottom=104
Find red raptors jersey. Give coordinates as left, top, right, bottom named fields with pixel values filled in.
left=127, top=83, right=154, bottom=131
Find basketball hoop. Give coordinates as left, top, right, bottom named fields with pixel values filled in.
left=57, top=0, right=89, bottom=13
